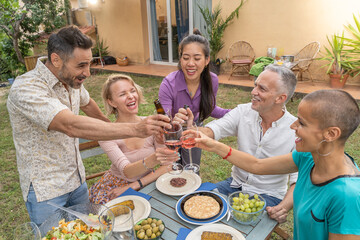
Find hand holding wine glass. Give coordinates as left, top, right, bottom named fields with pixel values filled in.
left=153, top=99, right=184, bottom=174
left=163, top=121, right=183, bottom=174
left=155, top=147, right=180, bottom=166
left=182, top=122, right=200, bottom=173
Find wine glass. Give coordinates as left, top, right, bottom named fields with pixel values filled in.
left=14, top=222, right=41, bottom=240
left=164, top=121, right=183, bottom=174
left=107, top=205, right=134, bottom=240
left=182, top=122, right=200, bottom=173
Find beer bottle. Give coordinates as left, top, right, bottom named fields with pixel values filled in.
left=154, top=98, right=166, bottom=115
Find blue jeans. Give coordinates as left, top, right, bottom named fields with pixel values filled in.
left=25, top=182, right=89, bottom=226
left=215, top=177, right=281, bottom=207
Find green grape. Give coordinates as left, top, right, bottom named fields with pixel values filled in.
left=255, top=201, right=260, bottom=207
left=244, top=194, right=250, bottom=199
left=233, top=197, right=240, bottom=203
left=251, top=207, right=257, bottom=212
left=254, top=194, right=259, bottom=200
left=245, top=208, right=251, bottom=213
left=249, top=202, right=254, bottom=208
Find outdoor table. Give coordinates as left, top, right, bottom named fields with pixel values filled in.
left=122, top=182, right=278, bottom=240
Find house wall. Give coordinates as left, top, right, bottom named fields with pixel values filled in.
left=213, top=0, right=360, bottom=84
left=71, top=0, right=360, bottom=84
left=72, top=0, right=150, bottom=64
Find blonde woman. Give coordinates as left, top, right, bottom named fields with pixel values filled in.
left=89, top=74, right=178, bottom=204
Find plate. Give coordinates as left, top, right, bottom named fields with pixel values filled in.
left=185, top=223, right=246, bottom=240
left=176, top=191, right=228, bottom=225
left=105, top=195, right=151, bottom=232
left=156, top=171, right=202, bottom=196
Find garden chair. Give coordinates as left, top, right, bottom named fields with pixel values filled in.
left=291, top=41, right=320, bottom=81
left=227, top=41, right=255, bottom=79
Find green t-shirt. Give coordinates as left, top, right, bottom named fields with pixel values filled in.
left=292, top=150, right=360, bottom=240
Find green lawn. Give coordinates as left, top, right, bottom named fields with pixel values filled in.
left=0, top=72, right=359, bottom=239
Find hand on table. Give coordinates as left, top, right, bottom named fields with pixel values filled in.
left=266, top=205, right=288, bottom=223
left=156, top=148, right=180, bottom=166
left=108, top=186, right=130, bottom=200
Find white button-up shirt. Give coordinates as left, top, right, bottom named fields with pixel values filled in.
left=206, top=103, right=298, bottom=200
left=7, top=57, right=90, bottom=202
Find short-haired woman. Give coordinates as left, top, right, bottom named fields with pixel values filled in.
left=193, top=89, right=360, bottom=239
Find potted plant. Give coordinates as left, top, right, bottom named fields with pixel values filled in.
left=92, top=37, right=110, bottom=65
left=198, top=0, right=245, bottom=75
left=319, top=32, right=359, bottom=88
left=342, top=14, right=360, bottom=75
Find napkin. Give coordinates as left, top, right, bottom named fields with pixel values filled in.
left=118, top=187, right=152, bottom=201
left=196, top=182, right=217, bottom=191
left=176, top=228, right=192, bottom=240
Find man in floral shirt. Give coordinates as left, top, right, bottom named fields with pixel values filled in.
left=7, top=25, right=170, bottom=226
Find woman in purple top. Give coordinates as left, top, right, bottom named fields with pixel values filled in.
left=158, top=29, right=231, bottom=167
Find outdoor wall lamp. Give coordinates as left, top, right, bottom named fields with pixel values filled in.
left=88, top=0, right=105, bottom=5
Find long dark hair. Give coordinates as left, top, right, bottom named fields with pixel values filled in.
left=178, top=29, right=215, bottom=122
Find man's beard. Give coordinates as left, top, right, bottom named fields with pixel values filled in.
left=58, top=66, right=86, bottom=89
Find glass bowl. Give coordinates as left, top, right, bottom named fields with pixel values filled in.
left=39, top=203, right=114, bottom=240
left=228, top=191, right=266, bottom=225
left=134, top=217, right=165, bottom=240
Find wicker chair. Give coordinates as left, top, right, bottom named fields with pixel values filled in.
left=227, top=41, right=255, bottom=79
left=291, top=41, right=320, bottom=81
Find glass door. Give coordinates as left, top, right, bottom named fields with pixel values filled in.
left=147, top=0, right=193, bottom=65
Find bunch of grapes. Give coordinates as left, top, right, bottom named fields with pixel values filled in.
left=231, top=192, right=265, bottom=223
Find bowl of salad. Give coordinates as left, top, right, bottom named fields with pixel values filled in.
left=39, top=203, right=114, bottom=240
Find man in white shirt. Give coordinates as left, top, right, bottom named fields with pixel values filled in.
left=177, top=64, right=297, bottom=223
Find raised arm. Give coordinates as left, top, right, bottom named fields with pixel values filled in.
left=195, top=131, right=298, bottom=175
left=99, top=138, right=178, bottom=179
left=48, top=109, right=171, bottom=140
left=80, top=98, right=110, bottom=122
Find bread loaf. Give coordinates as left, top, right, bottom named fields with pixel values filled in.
left=201, top=231, right=233, bottom=240
left=110, top=200, right=135, bottom=216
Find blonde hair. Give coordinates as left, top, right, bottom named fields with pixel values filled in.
left=102, top=74, right=145, bottom=116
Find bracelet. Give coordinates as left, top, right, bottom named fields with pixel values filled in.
left=223, top=147, right=232, bottom=159
left=137, top=179, right=143, bottom=189
left=143, top=158, right=155, bottom=173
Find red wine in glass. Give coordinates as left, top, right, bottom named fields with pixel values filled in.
left=165, top=140, right=182, bottom=151
left=164, top=122, right=183, bottom=175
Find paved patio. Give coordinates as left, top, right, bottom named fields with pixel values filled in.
left=91, top=64, right=360, bottom=100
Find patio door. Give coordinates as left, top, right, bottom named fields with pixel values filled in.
left=147, top=0, right=194, bottom=65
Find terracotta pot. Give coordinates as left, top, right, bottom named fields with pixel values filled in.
left=329, top=74, right=349, bottom=89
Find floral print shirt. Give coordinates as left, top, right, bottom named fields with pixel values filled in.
left=7, top=57, right=90, bottom=202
